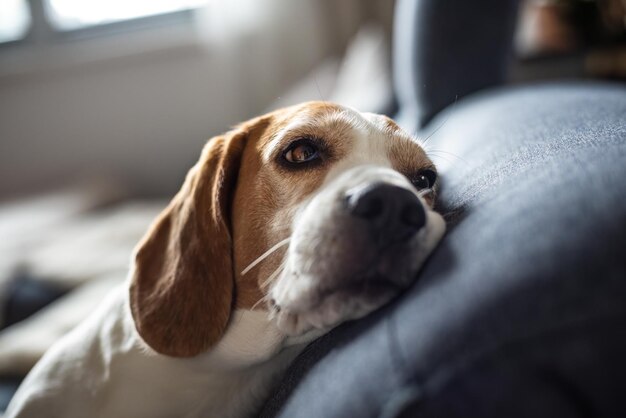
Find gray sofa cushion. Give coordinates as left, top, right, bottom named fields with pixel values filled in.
left=260, top=82, right=626, bottom=417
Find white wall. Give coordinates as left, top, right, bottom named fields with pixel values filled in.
left=0, top=0, right=375, bottom=199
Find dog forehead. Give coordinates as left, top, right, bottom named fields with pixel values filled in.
left=261, top=102, right=350, bottom=159
left=263, top=102, right=411, bottom=161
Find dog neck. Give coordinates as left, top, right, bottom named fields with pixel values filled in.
left=8, top=287, right=312, bottom=418
left=73, top=290, right=308, bottom=418
left=120, top=306, right=306, bottom=418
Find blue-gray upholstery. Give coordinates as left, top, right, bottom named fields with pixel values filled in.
left=260, top=0, right=626, bottom=414
left=261, top=83, right=626, bottom=417
left=393, top=0, right=520, bottom=131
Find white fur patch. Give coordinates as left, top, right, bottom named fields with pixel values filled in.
left=5, top=104, right=445, bottom=418
left=268, top=108, right=446, bottom=337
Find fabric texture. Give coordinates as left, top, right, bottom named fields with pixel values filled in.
left=260, top=82, right=626, bottom=417
left=263, top=0, right=625, bottom=414
left=392, top=0, right=520, bottom=132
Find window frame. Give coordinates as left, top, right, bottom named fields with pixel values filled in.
left=1, top=0, right=202, bottom=48
left=0, top=0, right=33, bottom=46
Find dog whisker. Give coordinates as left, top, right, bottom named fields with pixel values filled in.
left=418, top=94, right=458, bottom=147
left=261, top=260, right=287, bottom=289
left=426, top=149, right=469, bottom=166
left=241, top=238, right=291, bottom=275
left=425, top=152, right=457, bottom=167
left=418, top=188, right=434, bottom=198
left=250, top=295, right=270, bottom=311
left=419, top=118, right=447, bottom=147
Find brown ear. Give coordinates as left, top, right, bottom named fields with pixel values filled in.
left=129, top=118, right=267, bottom=357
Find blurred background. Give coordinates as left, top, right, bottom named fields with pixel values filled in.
left=1, top=0, right=625, bottom=199
left=0, top=0, right=394, bottom=199
left=0, top=0, right=625, bottom=411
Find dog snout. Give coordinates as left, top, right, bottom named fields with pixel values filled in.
left=346, top=183, right=425, bottom=245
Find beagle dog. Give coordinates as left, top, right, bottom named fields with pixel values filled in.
left=6, top=102, right=445, bottom=418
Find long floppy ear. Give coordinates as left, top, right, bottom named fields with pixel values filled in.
left=129, top=118, right=267, bottom=357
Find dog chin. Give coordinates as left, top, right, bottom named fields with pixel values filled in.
left=271, top=245, right=423, bottom=336
left=271, top=210, right=446, bottom=337
left=273, top=278, right=400, bottom=336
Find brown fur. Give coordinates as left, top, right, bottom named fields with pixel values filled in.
left=129, top=116, right=270, bottom=357
left=129, top=101, right=436, bottom=357
left=232, top=103, right=353, bottom=310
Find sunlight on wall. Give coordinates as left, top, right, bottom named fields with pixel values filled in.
left=47, top=0, right=210, bottom=30
left=0, top=0, right=30, bottom=43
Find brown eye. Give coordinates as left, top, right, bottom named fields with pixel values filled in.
left=412, top=170, right=437, bottom=189
left=283, top=140, right=320, bottom=164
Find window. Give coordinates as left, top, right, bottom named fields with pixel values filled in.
left=0, top=0, right=210, bottom=45
left=46, top=0, right=210, bottom=31
left=0, top=0, right=31, bottom=43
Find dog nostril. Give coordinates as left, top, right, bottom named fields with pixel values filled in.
left=401, top=203, right=426, bottom=229
left=352, top=195, right=384, bottom=219
left=347, top=183, right=427, bottom=243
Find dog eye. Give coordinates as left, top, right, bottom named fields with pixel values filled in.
left=283, top=140, right=320, bottom=164
left=412, top=170, right=437, bottom=189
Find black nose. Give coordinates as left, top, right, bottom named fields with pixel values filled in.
left=346, top=183, right=426, bottom=245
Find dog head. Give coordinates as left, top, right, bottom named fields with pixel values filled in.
left=129, top=102, right=445, bottom=358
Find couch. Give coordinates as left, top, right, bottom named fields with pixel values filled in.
left=259, top=1, right=626, bottom=416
